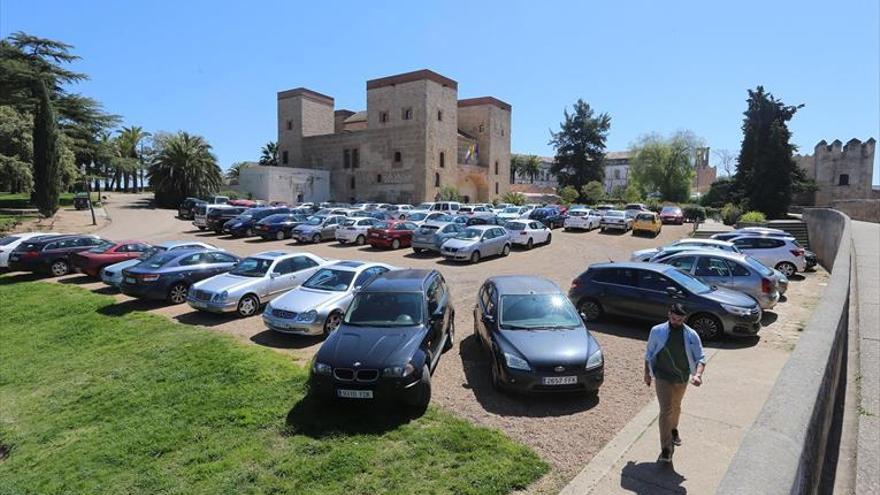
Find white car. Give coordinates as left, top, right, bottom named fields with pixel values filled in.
left=0, top=232, right=60, bottom=269
left=630, top=238, right=742, bottom=263
left=563, top=208, right=602, bottom=231
left=334, top=217, right=378, bottom=245
left=101, top=240, right=222, bottom=287
left=457, top=205, right=494, bottom=218
left=599, top=210, right=633, bottom=231
left=729, top=235, right=807, bottom=277
left=496, top=206, right=530, bottom=221
left=504, top=220, right=551, bottom=249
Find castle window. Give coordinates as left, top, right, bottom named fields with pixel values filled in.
left=435, top=172, right=440, bottom=187
left=437, top=110, right=443, bottom=121
left=350, top=177, right=356, bottom=189
left=495, top=182, right=499, bottom=194
left=343, top=149, right=351, bottom=169
left=494, top=161, right=499, bottom=175
left=352, top=149, right=360, bottom=168
left=282, top=150, right=289, bottom=165
left=839, top=174, right=849, bottom=186
left=380, top=111, right=389, bottom=123
left=440, top=152, right=445, bottom=168
left=377, top=174, right=383, bottom=183
left=501, top=128, right=504, bottom=136
left=479, top=124, right=484, bottom=133
left=394, top=151, right=402, bottom=163
left=286, top=120, right=292, bottom=131
left=402, top=107, right=413, bottom=120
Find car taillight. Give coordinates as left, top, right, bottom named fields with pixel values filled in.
left=762, top=278, right=772, bottom=294
left=140, top=274, right=160, bottom=282
left=791, top=248, right=804, bottom=257
left=22, top=251, right=40, bottom=258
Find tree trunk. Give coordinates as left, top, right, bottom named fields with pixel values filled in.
left=32, top=80, right=60, bottom=217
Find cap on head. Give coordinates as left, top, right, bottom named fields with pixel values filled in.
left=669, top=303, right=687, bottom=316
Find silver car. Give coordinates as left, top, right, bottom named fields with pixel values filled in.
left=600, top=210, right=633, bottom=232
left=631, top=238, right=742, bottom=262
left=292, top=215, right=346, bottom=243
left=262, top=261, right=394, bottom=335
left=411, top=221, right=464, bottom=254
left=728, top=235, right=807, bottom=277
left=187, top=251, right=328, bottom=317
left=659, top=251, right=781, bottom=309
left=100, top=240, right=221, bottom=287
left=440, top=225, right=511, bottom=263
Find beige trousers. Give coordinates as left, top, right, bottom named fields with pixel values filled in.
left=655, top=378, right=688, bottom=450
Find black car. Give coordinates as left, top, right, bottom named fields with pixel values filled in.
left=528, top=207, right=567, bottom=229
left=178, top=197, right=204, bottom=220
left=205, top=206, right=248, bottom=233
left=7, top=234, right=109, bottom=277
left=568, top=262, right=761, bottom=340
left=255, top=213, right=310, bottom=240
left=309, top=269, right=455, bottom=410
left=474, top=276, right=604, bottom=395
left=222, top=207, right=292, bottom=237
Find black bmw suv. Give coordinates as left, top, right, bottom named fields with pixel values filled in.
left=308, top=269, right=455, bottom=411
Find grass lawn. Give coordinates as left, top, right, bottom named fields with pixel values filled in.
left=0, top=279, right=546, bottom=495
left=0, top=192, right=101, bottom=209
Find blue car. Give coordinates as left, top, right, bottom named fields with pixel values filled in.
left=223, top=207, right=292, bottom=238
left=255, top=213, right=310, bottom=240
left=120, top=249, right=241, bottom=304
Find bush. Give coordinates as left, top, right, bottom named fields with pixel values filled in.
left=682, top=204, right=706, bottom=223
left=721, top=203, right=742, bottom=225
left=705, top=207, right=721, bottom=221
left=738, top=211, right=766, bottom=223
left=558, top=185, right=579, bottom=206
left=645, top=199, right=663, bottom=213
left=500, top=191, right=526, bottom=206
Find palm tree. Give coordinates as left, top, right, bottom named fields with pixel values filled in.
left=521, top=155, right=542, bottom=184
left=259, top=141, right=278, bottom=166
left=510, top=155, right=522, bottom=183
left=225, top=162, right=244, bottom=184
left=115, top=125, right=151, bottom=192
left=148, top=132, right=223, bottom=207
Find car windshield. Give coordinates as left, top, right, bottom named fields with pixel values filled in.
left=665, top=268, right=712, bottom=294
left=502, top=207, right=520, bottom=213
left=344, top=292, right=424, bottom=327
left=636, top=213, right=655, bottom=221
left=744, top=256, right=774, bottom=276
left=306, top=216, right=324, bottom=225
left=0, top=236, right=21, bottom=246
left=605, top=210, right=624, bottom=217
left=303, top=268, right=355, bottom=291
left=569, top=210, right=588, bottom=216
left=87, top=241, right=117, bottom=254
left=261, top=214, right=288, bottom=223
left=661, top=207, right=681, bottom=214
left=230, top=257, right=272, bottom=277
left=500, top=294, right=582, bottom=330
left=455, top=228, right=483, bottom=240
left=505, top=222, right=527, bottom=230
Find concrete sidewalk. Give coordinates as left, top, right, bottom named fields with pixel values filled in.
left=561, top=342, right=791, bottom=494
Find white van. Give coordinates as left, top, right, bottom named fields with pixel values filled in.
left=431, top=201, right=462, bottom=213
left=193, top=203, right=237, bottom=230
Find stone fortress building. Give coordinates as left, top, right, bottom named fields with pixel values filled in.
left=276, top=69, right=512, bottom=204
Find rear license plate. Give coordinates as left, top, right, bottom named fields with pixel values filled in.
left=124, top=277, right=136, bottom=284
left=10, top=255, right=19, bottom=261
left=337, top=389, right=373, bottom=399
left=542, top=376, right=577, bottom=386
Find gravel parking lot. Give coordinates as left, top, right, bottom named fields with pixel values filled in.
left=18, top=194, right=827, bottom=493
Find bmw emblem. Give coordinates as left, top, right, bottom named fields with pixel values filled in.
left=554, top=366, right=565, bottom=373
left=354, top=362, right=361, bottom=367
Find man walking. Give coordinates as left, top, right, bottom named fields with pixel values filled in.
left=644, top=303, right=707, bottom=463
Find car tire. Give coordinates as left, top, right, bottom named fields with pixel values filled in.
left=198, top=226, right=206, bottom=231
left=275, top=230, right=285, bottom=241
left=443, top=320, right=455, bottom=353
left=413, top=247, right=423, bottom=254
left=600, top=227, right=605, bottom=233
left=246, top=228, right=254, bottom=237
left=775, top=261, right=797, bottom=278
left=50, top=259, right=70, bottom=277
left=546, top=233, right=552, bottom=245
left=564, top=227, right=569, bottom=232
left=391, top=239, right=400, bottom=250
left=355, top=235, right=365, bottom=246
left=490, top=356, right=504, bottom=391
left=578, top=298, right=603, bottom=322
left=312, top=233, right=321, bottom=244
left=526, top=238, right=533, bottom=250
left=688, top=313, right=723, bottom=341
left=237, top=294, right=260, bottom=317
left=167, top=282, right=189, bottom=304
left=323, top=311, right=342, bottom=336
left=405, top=364, right=432, bottom=412
left=501, top=244, right=510, bottom=257
left=470, top=251, right=481, bottom=264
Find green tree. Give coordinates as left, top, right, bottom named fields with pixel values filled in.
left=623, top=182, right=643, bottom=203
left=549, top=99, right=611, bottom=193
left=115, top=126, right=151, bottom=192
left=580, top=180, right=605, bottom=204
left=700, top=177, right=738, bottom=207
left=148, top=132, right=223, bottom=208
left=629, top=131, right=701, bottom=202
left=734, top=86, right=804, bottom=218
left=437, top=186, right=462, bottom=201
left=0, top=105, right=33, bottom=193
left=558, top=185, right=579, bottom=205
left=259, top=141, right=278, bottom=166
left=500, top=191, right=526, bottom=206
left=509, top=155, right=522, bottom=183
left=520, top=155, right=541, bottom=183
left=610, top=185, right=625, bottom=200
left=225, top=162, right=246, bottom=183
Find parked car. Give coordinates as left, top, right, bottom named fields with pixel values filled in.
left=120, top=249, right=241, bottom=304
left=728, top=235, right=806, bottom=277
left=528, top=207, right=566, bottom=229
left=367, top=220, right=419, bottom=249
left=458, top=205, right=495, bottom=218
left=594, top=204, right=614, bottom=216
left=624, top=203, right=648, bottom=212
left=430, top=201, right=462, bottom=213
left=101, top=240, right=221, bottom=288
left=223, top=207, right=292, bottom=238
left=383, top=204, right=413, bottom=219
left=7, top=234, right=108, bottom=277
left=263, top=261, right=394, bottom=335
left=631, top=238, right=742, bottom=262
left=497, top=206, right=531, bottom=221
left=658, top=251, right=781, bottom=310
left=292, top=215, right=346, bottom=243
left=187, top=251, right=327, bottom=317
left=255, top=213, right=310, bottom=240
left=406, top=211, right=454, bottom=226
left=205, top=206, right=248, bottom=233
left=308, top=269, right=454, bottom=410
left=568, top=262, right=762, bottom=340
left=710, top=227, right=791, bottom=242
left=334, top=217, right=377, bottom=245
left=70, top=240, right=152, bottom=278
left=659, top=206, right=684, bottom=224
left=178, top=197, right=203, bottom=219
left=452, top=214, right=503, bottom=227
left=440, top=225, right=511, bottom=263
left=563, top=208, right=601, bottom=231
left=193, top=203, right=237, bottom=230
left=411, top=222, right=464, bottom=254
left=0, top=232, right=59, bottom=270
left=504, top=220, right=551, bottom=249
left=632, top=212, right=662, bottom=237
left=474, top=275, right=604, bottom=395
left=599, top=210, right=633, bottom=232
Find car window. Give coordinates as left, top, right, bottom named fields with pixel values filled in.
left=211, top=252, right=238, bottom=264
left=357, top=219, right=374, bottom=226
left=758, top=238, right=784, bottom=248
left=695, top=256, right=732, bottom=277
left=303, top=268, right=356, bottom=291
left=667, top=256, right=697, bottom=273
left=727, top=259, right=751, bottom=277
left=354, top=266, right=388, bottom=288
left=593, top=268, right=637, bottom=286
left=272, top=258, right=297, bottom=275
left=178, top=253, right=204, bottom=266
left=639, top=270, right=675, bottom=292
left=732, top=237, right=758, bottom=249
left=404, top=222, right=418, bottom=230
left=292, top=256, right=319, bottom=271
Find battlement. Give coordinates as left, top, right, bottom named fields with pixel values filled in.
left=814, top=137, right=876, bottom=158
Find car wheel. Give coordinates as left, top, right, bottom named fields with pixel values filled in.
left=198, top=226, right=206, bottom=231
left=237, top=294, right=260, bottom=317
left=312, top=233, right=321, bottom=244
left=501, top=244, right=510, bottom=257
left=600, top=227, right=605, bottom=233
left=391, top=239, right=401, bottom=250
left=490, top=356, right=504, bottom=391
left=323, top=311, right=342, bottom=336
left=578, top=298, right=603, bottom=322
left=167, top=282, right=189, bottom=304
left=470, top=251, right=481, bottom=264
left=275, top=230, right=285, bottom=241
left=50, top=260, right=70, bottom=277
left=776, top=262, right=797, bottom=278
left=546, top=233, right=552, bottom=245
left=526, top=238, right=533, bottom=250
left=443, top=320, right=455, bottom=353
left=413, top=247, right=423, bottom=254
left=246, top=228, right=254, bottom=237
left=404, top=364, right=432, bottom=412
left=356, top=235, right=365, bottom=246
left=688, top=313, right=723, bottom=341
left=564, top=227, right=569, bottom=232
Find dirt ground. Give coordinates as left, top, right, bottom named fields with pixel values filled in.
left=5, top=193, right=828, bottom=494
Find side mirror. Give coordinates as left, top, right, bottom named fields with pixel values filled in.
left=482, top=314, right=495, bottom=324
left=665, top=286, right=682, bottom=298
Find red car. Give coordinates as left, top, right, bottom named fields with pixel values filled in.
left=659, top=206, right=684, bottom=224
left=70, top=240, right=153, bottom=277
left=367, top=220, right=418, bottom=249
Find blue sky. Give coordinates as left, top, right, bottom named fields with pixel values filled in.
left=3, top=0, right=878, bottom=183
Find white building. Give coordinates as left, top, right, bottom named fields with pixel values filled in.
left=603, top=151, right=632, bottom=193
left=235, top=163, right=330, bottom=204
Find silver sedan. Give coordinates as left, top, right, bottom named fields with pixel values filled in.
left=440, top=225, right=511, bottom=263
left=187, top=251, right=328, bottom=317
left=659, top=251, right=781, bottom=309
left=263, top=261, right=394, bottom=336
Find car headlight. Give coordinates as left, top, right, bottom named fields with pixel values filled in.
left=382, top=363, right=415, bottom=377
left=586, top=349, right=604, bottom=370
left=211, top=290, right=228, bottom=303
left=504, top=352, right=531, bottom=371
left=296, top=310, right=318, bottom=323
left=312, top=361, right=332, bottom=375
left=721, top=303, right=752, bottom=316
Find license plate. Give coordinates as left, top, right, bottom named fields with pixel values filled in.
left=337, top=389, right=373, bottom=399
left=10, top=255, right=19, bottom=261
left=124, top=277, right=136, bottom=284
left=370, top=233, right=379, bottom=237
left=191, top=300, right=207, bottom=309
left=542, top=376, right=577, bottom=386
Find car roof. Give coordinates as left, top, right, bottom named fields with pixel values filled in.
left=158, top=240, right=212, bottom=249
left=729, top=234, right=795, bottom=241
left=464, top=224, right=497, bottom=231
left=590, top=261, right=674, bottom=272
left=251, top=251, right=296, bottom=260
left=362, top=268, right=434, bottom=292
left=676, top=238, right=734, bottom=247
left=664, top=250, right=749, bottom=262
left=488, top=275, right=561, bottom=295
left=326, top=260, right=391, bottom=273
left=28, top=234, right=93, bottom=244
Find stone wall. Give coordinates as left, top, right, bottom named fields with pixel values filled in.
left=795, top=138, right=876, bottom=206
left=831, top=199, right=880, bottom=223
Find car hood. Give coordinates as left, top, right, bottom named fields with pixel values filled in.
left=272, top=286, right=346, bottom=312
left=294, top=224, right=321, bottom=232
left=195, top=273, right=263, bottom=293
left=443, top=238, right=479, bottom=250
left=497, top=327, right=597, bottom=367
left=704, top=285, right=760, bottom=308
left=317, top=325, right=426, bottom=368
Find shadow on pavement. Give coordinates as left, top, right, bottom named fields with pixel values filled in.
left=250, top=330, right=324, bottom=350
left=284, top=396, right=419, bottom=439
left=0, top=272, right=45, bottom=285
left=588, top=315, right=761, bottom=350
left=619, top=460, right=688, bottom=494
left=97, top=298, right=167, bottom=316
left=760, top=311, right=779, bottom=326
left=458, top=334, right=599, bottom=418
left=173, top=310, right=241, bottom=327
left=788, top=274, right=806, bottom=282
left=57, top=274, right=96, bottom=285
left=92, top=286, right=119, bottom=295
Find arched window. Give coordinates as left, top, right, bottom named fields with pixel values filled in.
left=839, top=174, right=849, bottom=186
left=434, top=172, right=440, bottom=187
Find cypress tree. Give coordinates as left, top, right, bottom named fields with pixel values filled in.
left=32, top=79, right=59, bottom=217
